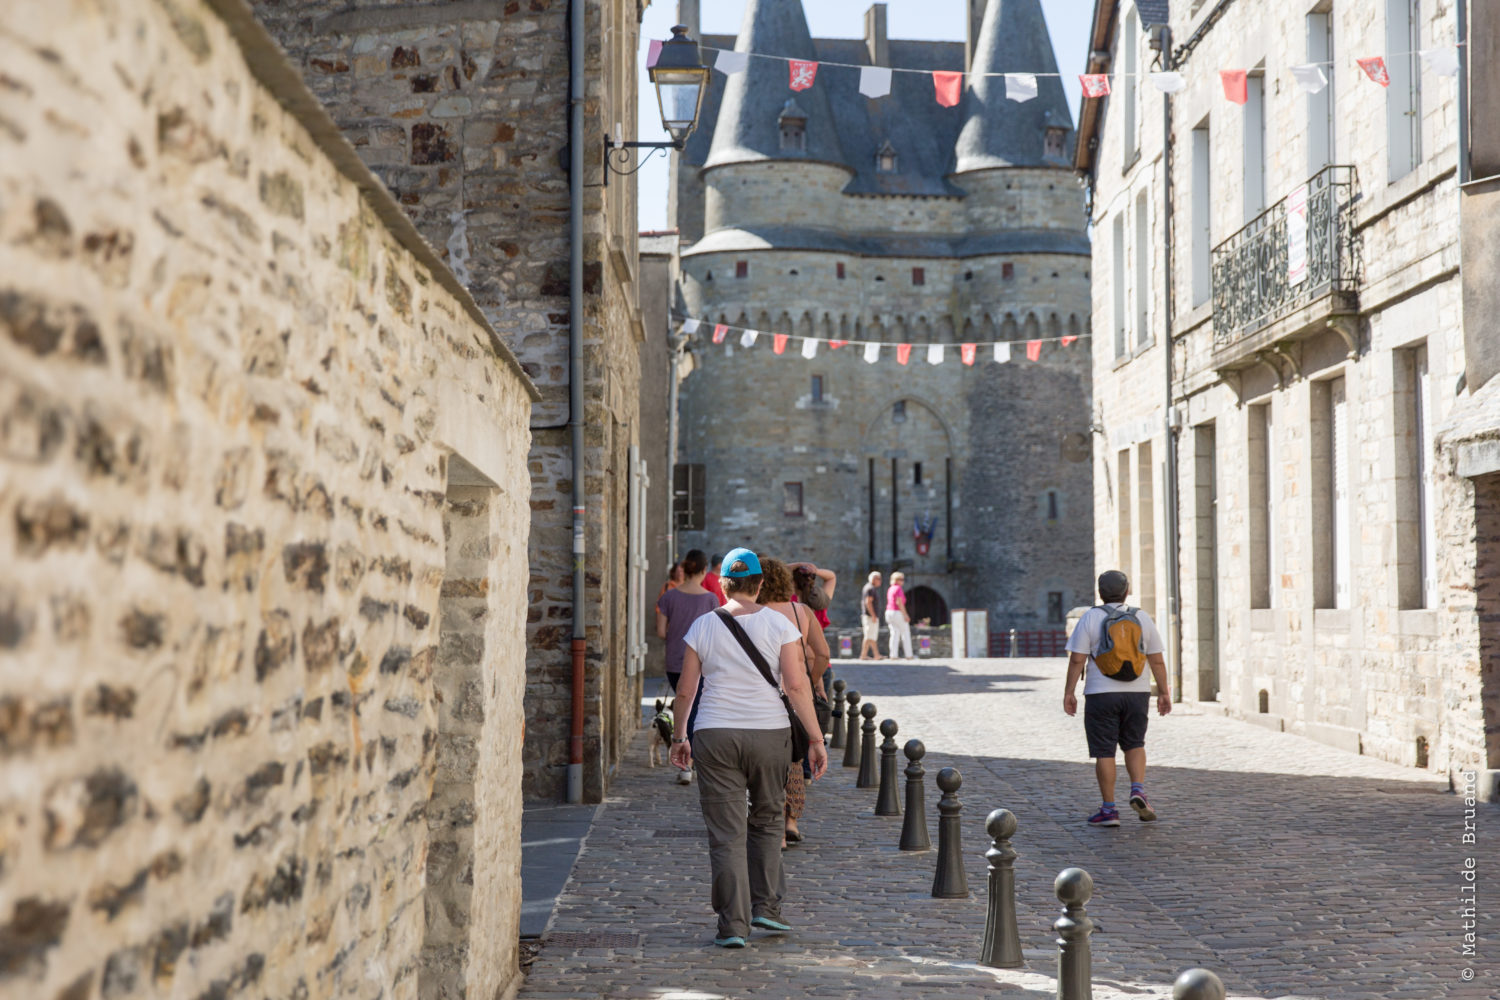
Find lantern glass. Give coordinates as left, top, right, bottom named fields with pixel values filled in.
left=653, top=68, right=708, bottom=142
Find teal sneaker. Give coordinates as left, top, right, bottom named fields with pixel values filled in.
left=713, top=935, right=747, bottom=949
left=751, top=916, right=792, bottom=933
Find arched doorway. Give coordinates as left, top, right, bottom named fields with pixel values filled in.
left=907, top=585, right=949, bottom=627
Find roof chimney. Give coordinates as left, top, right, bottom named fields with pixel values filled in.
left=864, top=4, right=888, bottom=67
left=966, top=0, right=988, bottom=71
left=678, top=0, right=700, bottom=41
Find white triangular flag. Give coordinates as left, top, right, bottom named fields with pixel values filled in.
left=859, top=66, right=892, bottom=99
left=863, top=342, right=880, bottom=364
left=1291, top=64, right=1328, bottom=94
left=993, top=342, right=1011, bottom=363
left=1149, top=71, right=1186, bottom=94
left=801, top=337, right=818, bottom=359
left=926, top=344, right=944, bottom=365
left=715, top=50, right=748, bottom=75
left=739, top=329, right=758, bottom=348
left=681, top=318, right=701, bottom=335
left=1004, top=73, right=1037, bottom=102
left=1421, top=46, right=1459, bottom=77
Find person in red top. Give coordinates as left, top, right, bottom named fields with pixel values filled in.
left=701, top=552, right=727, bottom=606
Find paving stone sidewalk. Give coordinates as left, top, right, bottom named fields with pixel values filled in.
left=518, top=658, right=1495, bottom=1000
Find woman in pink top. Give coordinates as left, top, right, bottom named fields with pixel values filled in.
left=884, top=571, right=913, bottom=659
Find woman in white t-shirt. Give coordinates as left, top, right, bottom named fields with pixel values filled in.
left=669, top=548, right=828, bottom=948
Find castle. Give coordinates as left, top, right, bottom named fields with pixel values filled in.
left=671, top=0, right=1096, bottom=632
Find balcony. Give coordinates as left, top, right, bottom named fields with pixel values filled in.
left=1210, top=166, right=1362, bottom=371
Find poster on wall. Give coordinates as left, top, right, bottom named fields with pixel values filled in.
left=1287, top=184, right=1309, bottom=286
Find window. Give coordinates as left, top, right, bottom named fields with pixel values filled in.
left=1136, top=442, right=1156, bottom=618
left=1112, top=213, right=1127, bottom=356
left=1045, top=127, right=1067, bottom=159
left=778, top=98, right=807, bottom=153
left=1047, top=592, right=1065, bottom=624
left=1244, top=67, right=1267, bottom=222
left=1387, top=0, right=1422, bottom=181
left=735, top=260, right=748, bottom=279
left=782, top=482, right=804, bottom=517
left=1123, top=7, right=1139, bottom=161
left=912, top=267, right=925, bottom=286
left=1117, top=449, right=1132, bottom=579
left=810, top=374, right=824, bottom=403
left=836, top=261, right=846, bottom=280
left=1313, top=378, right=1350, bottom=608
left=914, top=461, right=923, bottom=486
left=876, top=140, right=897, bottom=173
left=1248, top=403, right=1272, bottom=608
left=1308, top=10, right=1336, bottom=175
left=1135, top=191, right=1151, bottom=347
left=1001, top=262, right=1014, bottom=280
left=673, top=463, right=705, bottom=532
left=892, top=400, right=906, bottom=423
left=1191, top=120, right=1212, bottom=307
left=1046, top=490, right=1060, bottom=522
left=1397, top=346, right=1436, bottom=608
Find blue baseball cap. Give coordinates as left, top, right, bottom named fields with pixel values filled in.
left=720, top=547, right=762, bottom=577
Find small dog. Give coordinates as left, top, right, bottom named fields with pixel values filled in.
left=647, top=698, right=674, bottom=767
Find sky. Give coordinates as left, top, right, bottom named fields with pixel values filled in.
left=634, top=0, right=1096, bottom=231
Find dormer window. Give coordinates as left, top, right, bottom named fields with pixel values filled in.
left=876, top=139, right=897, bottom=173
left=1045, top=126, right=1067, bottom=159
left=778, top=99, right=807, bottom=153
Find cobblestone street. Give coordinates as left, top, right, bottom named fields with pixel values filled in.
left=519, top=658, right=1493, bottom=1000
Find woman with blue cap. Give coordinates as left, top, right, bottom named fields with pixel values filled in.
left=669, top=548, right=829, bottom=948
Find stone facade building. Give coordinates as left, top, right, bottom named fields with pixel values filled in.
left=2, top=3, right=537, bottom=1000
left=1077, top=0, right=1496, bottom=792
left=670, top=0, right=1095, bottom=632
left=252, top=0, right=656, bottom=802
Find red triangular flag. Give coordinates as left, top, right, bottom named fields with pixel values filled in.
left=1026, top=340, right=1042, bottom=361
left=896, top=343, right=912, bottom=365
left=1220, top=69, right=1248, bottom=104
left=1358, top=57, right=1391, bottom=87
left=961, top=343, right=977, bottom=366
left=1060, top=335, right=1078, bottom=347
left=773, top=333, right=789, bottom=354
left=712, top=323, right=728, bottom=344
left=829, top=340, right=848, bottom=349
left=1079, top=74, right=1110, bottom=98
left=789, top=60, right=818, bottom=92
left=933, top=71, right=963, bottom=108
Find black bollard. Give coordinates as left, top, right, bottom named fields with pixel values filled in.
left=830, top=678, right=848, bottom=748
left=1172, top=970, right=1226, bottom=1000
left=842, top=691, right=862, bottom=768
left=856, top=703, right=879, bottom=788
left=874, top=720, right=901, bottom=816
left=979, top=808, right=1024, bottom=968
left=821, top=667, right=837, bottom=736
left=899, top=740, right=930, bottom=851
left=930, top=767, right=968, bottom=898
left=1053, top=868, right=1094, bottom=1000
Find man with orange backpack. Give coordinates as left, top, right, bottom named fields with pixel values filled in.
left=1063, top=570, right=1171, bottom=827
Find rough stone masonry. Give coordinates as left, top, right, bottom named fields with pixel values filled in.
left=0, top=1, right=536, bottom=999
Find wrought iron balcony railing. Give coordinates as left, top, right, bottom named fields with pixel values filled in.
left=1210, top=165, right=1361, bottom=352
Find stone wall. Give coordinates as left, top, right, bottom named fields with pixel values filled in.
left=252, top=0, right=650, bottom=802
left=0, top=2, right=534, bottom=999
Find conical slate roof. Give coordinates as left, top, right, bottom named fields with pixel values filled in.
left=953, top=0, right=1074, bottom=172
left=703, top=0, right=847, bottom=170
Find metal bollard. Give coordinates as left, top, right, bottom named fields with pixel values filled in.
left=856, top=703, right=879, bottom=788
left=1171, top=969, right=1226, bottom=1000
left=830, top=678, right=848, bottom=748
left=842, top=691, right=862, bottom=767
left=821, top=668, right=838, bottom=737
left=1008, top=628, right=1018, bottom=657
left=1053, top=868, right=1094, bottom=1000
left=899, top=740, right=931, bottom=850
left=979, top=808, right=1023, bottom=968
left=874, top=720, right=901, bottom=816
left=930, top=767, right=968, bottom=898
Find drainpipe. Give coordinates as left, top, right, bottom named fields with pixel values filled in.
left=1160, top=28, right=1184, bottom=702
left=666, top=325, right=683, bottom=562
left=567, top=0, right=587, bottom=804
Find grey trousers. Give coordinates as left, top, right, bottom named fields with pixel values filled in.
left=693, top=727, right=791, bottom=938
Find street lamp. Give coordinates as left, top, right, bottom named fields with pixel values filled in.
left=605, top=24, right=709, bottom=182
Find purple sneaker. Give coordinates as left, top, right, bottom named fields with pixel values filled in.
left=1087, top=807, right=1120, bottom=827
left=1129, top=792, right=1156, bottom=821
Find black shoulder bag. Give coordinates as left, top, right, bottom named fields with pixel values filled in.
left=714, top=609, right=811, bottom=764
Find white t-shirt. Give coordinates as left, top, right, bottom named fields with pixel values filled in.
left=1065, top=604, right=1165, bottom=695
left=684, top=606, right=802, bottom=730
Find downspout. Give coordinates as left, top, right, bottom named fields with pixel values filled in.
left=1159, top=27, right=1184, bottom=702
left=666, top=327, right=683, bottom=562
left=567, top=0, right=587, bottom=803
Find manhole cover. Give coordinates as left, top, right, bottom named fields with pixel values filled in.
left=544, top=931, right=642, bottom=949
left=654, top=828, right=707, bottom=837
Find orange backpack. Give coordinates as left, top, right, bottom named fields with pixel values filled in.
left=1092, top=606, right=1145, bottom=681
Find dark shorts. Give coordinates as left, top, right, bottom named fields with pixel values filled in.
left=1083, top=692, right=1151, bottom=758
